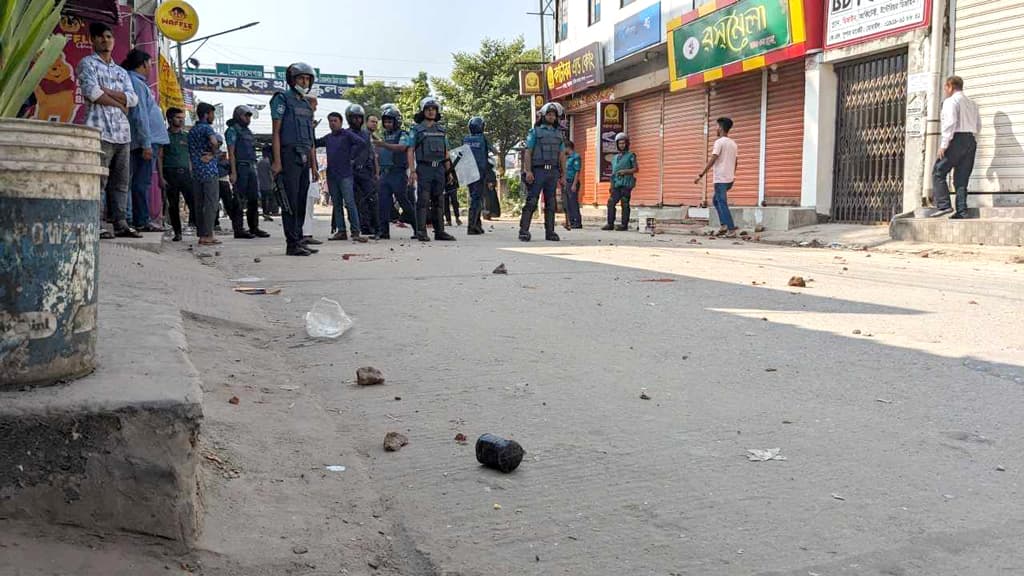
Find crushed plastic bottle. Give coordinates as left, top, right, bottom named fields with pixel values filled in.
left=476, top=434, right=525, bottom=473
left=305, top=297, right=353, bottom=338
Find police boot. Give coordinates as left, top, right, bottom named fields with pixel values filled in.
left=519, top=200, right=537, bottom=239
left=415, top=207, right=431, bottom=242
left=433, top=205, right=456, bottom=241
left=467, top=207, right=483, bottom=235
left=544, top=213, right=560, bottom=241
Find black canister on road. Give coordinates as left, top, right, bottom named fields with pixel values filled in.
left=475, top=434, right=525, bottom=473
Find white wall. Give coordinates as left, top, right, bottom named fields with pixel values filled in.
left=554, top=0, right=697, bottom=64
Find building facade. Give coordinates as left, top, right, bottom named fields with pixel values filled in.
left=550, top=0, right=985, bottom=231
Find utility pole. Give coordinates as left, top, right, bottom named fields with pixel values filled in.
left=539, top=0, right=546, bottom=62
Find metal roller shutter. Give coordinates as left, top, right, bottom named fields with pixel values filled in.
left=708, top=71, right=763, bottom=206
left=571, top=109, right=599, bottom=205
left=764, top=62, right=805, bottom=203
left=625, top=92, right=664, bottom=206
left=955, top=0, right=1024, bottom=196
left=662, top=88, right=708, bottom=206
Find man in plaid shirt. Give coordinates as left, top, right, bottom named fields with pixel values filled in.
left=76, top=22, right=140, bottom=238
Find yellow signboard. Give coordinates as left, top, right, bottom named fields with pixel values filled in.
left=158, top=54, right=185, bottom=111
left=156, top=0, right=199, bottom=42
left=519, top=70, right=544, bottom=95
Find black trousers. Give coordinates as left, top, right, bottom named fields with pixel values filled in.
left=162, top=167, right=194, bottom=235
left=235, top=162, right=262, bottom=231
left=520, top=167, right=558, bottom=235
left=280, top=146, right=310, bottom=249
left=354, top=169, right=379, bottom=236
left=443, top=185, right=460, bottom=225
left=933, top=132, right=977, bottom=214
left=218, top=180, right=245, bottom=232
left=416, top=164, right=447, bottom=236
left=608, top=186, right=632, bottom=227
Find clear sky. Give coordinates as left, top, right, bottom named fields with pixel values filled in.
left=187, top=0, right=550, bottom=134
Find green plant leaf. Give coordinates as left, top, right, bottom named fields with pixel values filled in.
left=1, top=34, right=65, bottom=117
left=0, top=0, right=65, bottom=118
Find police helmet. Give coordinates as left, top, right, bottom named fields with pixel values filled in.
left=614, top=132, right=629, bottom=143
left=345, top=103, right=366, bottom=122
left=468, top=116, right=485, bottom=134
left=419, top=96, right=441, bottom=113
left=286, top=62, right=316, bottom=86
left=381, top=106, right=402, bottom=124
left=539, top=102, right=562, bottom=120
left=232, top=105, right=253, bottom=122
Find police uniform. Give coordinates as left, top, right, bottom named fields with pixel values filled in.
left=378, top=125, right=415, bottom=238
left=226, top=118, right=266, bottom=236
left=408, top=121, right=451, bottom=239
left=270, top=88, right=316, bottom=251
left=352, top=127, right=379, bottom=237
left=521, top=123, right=564, bottom=240
left=463, top=132, right=491, bottom=234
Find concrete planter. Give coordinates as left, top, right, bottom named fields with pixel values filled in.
left=0, top=119, right=105, bottom=389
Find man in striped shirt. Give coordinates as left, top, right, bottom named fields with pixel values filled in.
left=76, top=22, right=140, bottom=238
left=931, top=75, right=981, bottom=219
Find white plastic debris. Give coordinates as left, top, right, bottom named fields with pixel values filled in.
left=325, top=465, right=346, bottom=472
left=305, top=297, right=353, bottom=338
left=746, top=448, right=786, bottom=462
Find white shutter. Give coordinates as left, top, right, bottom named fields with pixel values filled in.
left=954, top=0, right=1024, bottom=195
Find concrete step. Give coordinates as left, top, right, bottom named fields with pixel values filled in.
left=969, top=206, right=1024, bottom=219
left=890, top=217, right=1024, bottom=246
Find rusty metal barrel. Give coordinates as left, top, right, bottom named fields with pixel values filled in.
left=0, top=119, right=105, bottom=389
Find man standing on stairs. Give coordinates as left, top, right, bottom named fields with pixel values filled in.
left=931, top=75, right=981, bottom=220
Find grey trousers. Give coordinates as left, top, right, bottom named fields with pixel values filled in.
left=99, top=141, right=130, bottom=225
left=194, top=178, right=220, bottom=237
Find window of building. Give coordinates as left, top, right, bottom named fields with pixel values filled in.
left=589, top=0, right=601, bottom=25
left=556, top=0, right=569, bottom=42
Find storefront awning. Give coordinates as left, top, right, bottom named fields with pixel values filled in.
left=63, top=0, right=120, bottom=25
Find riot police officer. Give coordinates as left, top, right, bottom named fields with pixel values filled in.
left=375, top=105, right=415, bottom=239
left=463, top=116, right=494, bottom=235
left=406, top=96, right=456, bottom=242
left=271, top=62, right=320, bottom=256
left=520, top=102, right=566, bottom=242
left=346, top=103, right=380, bottom=239
left=226, top=105, right=269, bottom=238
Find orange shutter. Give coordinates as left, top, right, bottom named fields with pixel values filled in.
left=625, top=91, right=663, bottom=206
left=708, top=71, right=763, bottom=206
left=571, top=108, right=604, bottom=206
left=764, top=62, right=805, bottom=204
left=662, top=88, right=707, bottom=206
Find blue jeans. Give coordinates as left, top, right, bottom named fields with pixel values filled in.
left=130, top=147, right=154, bottom=227
left=327, top=173, right=360, bottom=235
left=713, top=182, right=736, bottom=230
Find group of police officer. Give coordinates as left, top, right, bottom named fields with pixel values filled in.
left=268, top=62, right=575, bottom=255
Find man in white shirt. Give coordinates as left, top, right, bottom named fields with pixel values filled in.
left=931, top=75, right=981, bottom=219
left=696, top=117, right=739, bottom=237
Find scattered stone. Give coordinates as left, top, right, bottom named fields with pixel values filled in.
left=747, top=448, right=786, bottom=462
left=228, top=396, right=240, bottom=405
left=640, top=389, right=652, bottom=400
left=493, top=263, right=508, bottom=275
left=292, top=545, right=308, bottom=555
left=253, top=257, right=261, bottom=263
left=215, top=251, right=221, bottom=256
left=367, top=557, right=381, bottom=569
left=455, top=433, right=468, bottom=444
left=356, top=366, right=385, bottom=386
left=788, top=276, right=807, bottom=288
left=997, top=465, right=1007, bottom=472
left=394, top=396, right=402, bottom=401
left=920, top=251, right=930, bottom=258
left=754, top=225, right=765, bottom=233
left=831, top=493, right=846, bottom=501
left=1010, top=256, right=1024, bottom=264
left=765, top=368, right=777, bottom=372
left=383, top=431, right=409, bottom=452
left=493, top=503, right=502, bottom=510
left=853, top=329, right=862, bottom=335
left=968, top=300, right=979, bottom=305
left=739, top=230, right=749, bottom=237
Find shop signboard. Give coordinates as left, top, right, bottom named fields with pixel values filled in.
left=670, top=0, right=792, bottom=79
left=825, top=0, right=930, bottom=49
left=519, top=69, right=545, bottom=96
left=614, top=2, right=662, bottom=61
left=156, top=0, right=199, bottom=42
left=597, top=101, right=625, bottom=182
left=546, top=42, right=604, bottom=99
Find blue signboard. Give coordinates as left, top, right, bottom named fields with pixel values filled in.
left=613, top=2, right=662, bottom=61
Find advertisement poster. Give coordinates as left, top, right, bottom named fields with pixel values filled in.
left=614, top=2, right=662, bottom=61
left=25, top=11, right=130, bottom=124
left=825, top=0, right=929, bottom=48
left=545, top=43, right=604, bottom=100
left=597, top=101, right=624, bottom=182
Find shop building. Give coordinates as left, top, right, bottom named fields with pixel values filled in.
left=549, top=0, right=823, bottom=229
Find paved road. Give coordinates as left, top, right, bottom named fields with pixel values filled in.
left=190, top=215, right=1024, bottom=575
